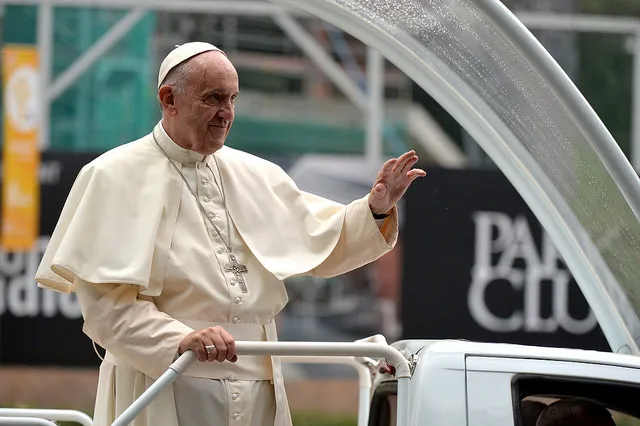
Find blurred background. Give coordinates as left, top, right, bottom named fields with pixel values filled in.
left=0, top=0, right=638, bottom=423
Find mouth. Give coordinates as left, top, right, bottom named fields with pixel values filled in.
left=211, top=123, right=228, bottom=128
left=209, top=125, right=227, bottom=131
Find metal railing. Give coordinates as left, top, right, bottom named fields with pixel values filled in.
left=0, top=409, right=93, bottom=426
left=112, top=341, right=411, bottom=426
left=0, top=340, right=408, bottom=426
left=0, top=418, right=57, bottom=426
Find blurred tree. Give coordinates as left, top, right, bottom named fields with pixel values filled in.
left=502, top=0, right=638, bottom=157
left=580, top=0, right=640, bottom=16
left=577, top=0, right=639, bottom=157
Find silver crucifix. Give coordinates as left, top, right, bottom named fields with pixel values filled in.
left=225, top=254, right=249, bottom=293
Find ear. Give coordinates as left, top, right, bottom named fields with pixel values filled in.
left=158, top=85, right=177, bottom=115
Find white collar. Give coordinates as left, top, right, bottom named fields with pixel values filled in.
left=153, top=121, right=209, bottom=166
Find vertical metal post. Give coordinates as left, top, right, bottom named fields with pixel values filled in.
left=632, top=31, right=640, bottom=172
left=357, top=386, right=370, bottom=426
left=77, top=8, right=92, bottom=150
left=37, top=0, right=53, bottom=150
left=366, top=47, right=384, bottom=166
left=397, top=377, right=411, bottom=426
left=222, top=16, right=238, bottom=53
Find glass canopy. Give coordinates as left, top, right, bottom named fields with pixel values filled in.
left=273, top=0, right=640, bottom=354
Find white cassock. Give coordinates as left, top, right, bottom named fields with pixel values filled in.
left=35, top=122, right=398, bottom=426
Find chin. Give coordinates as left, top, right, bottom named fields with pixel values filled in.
left=206, top=139, right=225, bottom=152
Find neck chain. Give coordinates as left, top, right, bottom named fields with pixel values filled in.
left=151, top=132, right=233, bottom=253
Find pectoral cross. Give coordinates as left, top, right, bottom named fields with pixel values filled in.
left=225, top=254, right=249, bottom=293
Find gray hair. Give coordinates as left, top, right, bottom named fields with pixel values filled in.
left=159, top=58, right=194, bottom=94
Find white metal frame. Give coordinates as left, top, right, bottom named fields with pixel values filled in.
left=0, top=418, right=57, bottom=426
left=0, top=358, right=373, bottom=426
left=35, top=0, right=52, bottom=151
left=0, top=409, right=93, bottom=426
left=111, top=341, right=411, bottom=426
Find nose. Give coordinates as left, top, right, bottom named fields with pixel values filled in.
left=218, top=100, right=234, bottom=122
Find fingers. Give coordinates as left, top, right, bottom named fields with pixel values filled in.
left=210, top=331, right=228, bottom=362
left=381, top=158, right=397, bottom=175
left=220, top=328, right=237, bottom=362
left=195, top=343, right=208, bottom=362
left=392, top=150, right=416, bottom=172
left=205, top=345, right=217, bottom=362
left=407, top=168, right=427, bottom=180
left=179, top=326, right=237, bottom=364
left=201, top=334, right=217, bottom=363
left=179, top=331, right=209, bottom=362
left=400, top=155, right=419, bottom=173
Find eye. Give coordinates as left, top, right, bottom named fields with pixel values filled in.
left=207, top=93, right=221, bottom=102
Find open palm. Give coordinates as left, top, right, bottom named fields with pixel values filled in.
left=368, top=150, right=426, bottom=215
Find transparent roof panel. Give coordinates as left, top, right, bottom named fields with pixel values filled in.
left=277, top=0, right=640, bottom=352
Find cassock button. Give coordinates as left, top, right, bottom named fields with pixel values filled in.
left=232, top=392, right=240, bottom=401
left=232, top=412, right=240, bottom=420
left=202, top=197, right=210, bottom=203
left=208, top=212, right=216, bottom=219
left=232, top=316, right=239, bottom=323
left=216, top=247, right=225, bottom=254
left=234, top=297, right=243, bottom=305
left=228, top=375, right=237, bottom=382
left=201, top=179, right=209, bottom=185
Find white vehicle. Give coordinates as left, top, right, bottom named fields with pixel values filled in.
left=368, top=340, right=640, bottom=425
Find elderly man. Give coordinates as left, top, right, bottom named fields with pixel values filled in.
left=35, top=42, right=425, bottom=426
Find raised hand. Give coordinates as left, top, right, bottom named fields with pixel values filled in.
left=368, top=150, right=426, bottom=215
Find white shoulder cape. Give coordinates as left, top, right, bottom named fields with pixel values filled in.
left=35, top=133, right=346, bottom=296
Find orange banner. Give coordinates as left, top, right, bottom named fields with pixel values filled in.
left=2, top=45, right=40, bottom=251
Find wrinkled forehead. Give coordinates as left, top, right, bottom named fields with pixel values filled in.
left=189, top=52, right=239, bottom=94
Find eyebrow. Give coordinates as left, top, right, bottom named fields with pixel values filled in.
left=202, top=89, right=239, bottom=97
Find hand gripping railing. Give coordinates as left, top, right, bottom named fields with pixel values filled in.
left=112, top=341, right=411, bottom=426
left=0, top=409, right=93, bottom=426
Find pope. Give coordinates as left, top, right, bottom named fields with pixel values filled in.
left=35, top=42, right=426, bottom=426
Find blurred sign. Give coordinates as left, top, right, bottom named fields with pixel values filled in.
left=1, top=45, right=40, bottom=251
left=402, top=168, right=610, bottom=351
left=0, top=152, right=99, bottom=366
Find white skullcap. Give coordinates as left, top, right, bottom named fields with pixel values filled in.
left=157, top=42, right=223, bottom=88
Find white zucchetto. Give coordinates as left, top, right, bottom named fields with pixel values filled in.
left=157, top=41, right=223, bottom=88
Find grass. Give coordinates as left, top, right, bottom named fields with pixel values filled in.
left=55, top=413, right=358, bottom=426
left=291, top=412, right=358, bottom=426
